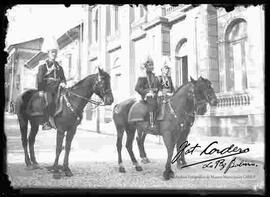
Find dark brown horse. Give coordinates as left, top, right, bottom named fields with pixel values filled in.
left=136, top=100, right=208, bottom=168
left=113, top=76, right=218, bottom=180
left=15, top=68, right=113, bottom=177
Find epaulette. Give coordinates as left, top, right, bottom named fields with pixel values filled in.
left=38, top=60, right=47, bottom=66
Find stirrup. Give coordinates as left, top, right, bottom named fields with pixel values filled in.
left=42, top=122, right=52, bottom=130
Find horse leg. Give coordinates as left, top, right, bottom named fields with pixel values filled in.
left=136, top=130, right=150, bottom=164
left=18, top=115, right=31, bottom=167
left=28, top=120, right=40, bottom=169
left=176, top=128, right=190, bottom=169
left=116, top=125, right=125, bottom=173
left=62, top=128, right=76, bottom=177
left=49, top=130, right=65, bottom=172
left=162, top=132, right=175, bottom=180
left=126, top=126, right=142, bottom=172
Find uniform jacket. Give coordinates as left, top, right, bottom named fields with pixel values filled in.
left=135, top=71, right=161, bottom=100
left=158, top=75, right=175, bottom=93
left=36, top=59, right=66, bottom=93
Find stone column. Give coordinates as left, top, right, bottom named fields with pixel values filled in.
left=120, top=5, right=133, bottom=98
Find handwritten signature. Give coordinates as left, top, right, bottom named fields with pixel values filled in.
left=171, top=141, right=257, bottom=173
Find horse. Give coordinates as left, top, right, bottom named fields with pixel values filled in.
left=112, top=76, right=218, bottom=180
left=15, top=68, right=113, bottom=177
left=136, top=99, right=208, bottom=168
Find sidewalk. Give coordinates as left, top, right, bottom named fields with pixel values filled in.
left=77, top=119, right=264, bottom=163
left=5, top=112, right=264, bottom=163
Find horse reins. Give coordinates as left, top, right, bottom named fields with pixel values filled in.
left=167, top=84, right=207, bottom=128
left=58, top=85, right=107, bottom=123
left=66, top=90, right=105, bottom=106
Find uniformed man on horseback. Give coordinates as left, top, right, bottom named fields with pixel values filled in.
left=135, top=55, right=160, bottom=134
left=158, top=57, right=175, bottom=99
left=36, top=36, right=66, bottom=130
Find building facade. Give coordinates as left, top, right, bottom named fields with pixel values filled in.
left=80, top=4, right=264, bottom=142
left=5, top=38, right=44, bottom=112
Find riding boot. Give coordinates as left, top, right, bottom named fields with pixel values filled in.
left=42, top=104, right=53, bottom=130
left=148, top=112, right=159, bottom=134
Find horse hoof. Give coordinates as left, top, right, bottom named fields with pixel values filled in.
left=64, top=170, right=73, bottom=177
left=169, top=171, right=175, bottom=178
left=119, top=166, right=126, bottom=173
left=163, top=172, right=170, bottom=180
left=46, top=165, right=63, bottom=172
left=32, top=163, right=41, bottom=170
left=135, top=166, right=143, bottom=171
left=141, top=158, right=150, bottom=164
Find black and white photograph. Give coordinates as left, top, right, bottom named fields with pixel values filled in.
left=3, top=4, right=264, bottom=193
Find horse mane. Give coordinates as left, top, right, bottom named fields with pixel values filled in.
left=69, top=69, right=111, bottom=90
left=69, top=74, right=96, bottom=90
left=173, top=81, right=191, bottom=96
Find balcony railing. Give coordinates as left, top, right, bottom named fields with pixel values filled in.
left=216, top=92, right=250, bottom=107
left=164, top=5, right=186, bottom=15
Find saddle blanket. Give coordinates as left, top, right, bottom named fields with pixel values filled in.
left=128, top=100, right=166, bottom=122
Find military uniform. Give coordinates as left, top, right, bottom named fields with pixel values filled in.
left=36, top=59, right=66, bottom=129
left=135, top=72, right=160, bottom=110
left=135, top=69, right=161, bottom=133
left=37, top=59, right=66, bottom=93
left=158, top=75, right=175, bottom=95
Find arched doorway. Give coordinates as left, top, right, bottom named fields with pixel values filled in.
left=175, top=39, right=188, bottom=87
left=225, top=19, right=248, bottom=92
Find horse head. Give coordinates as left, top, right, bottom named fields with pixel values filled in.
left=190, top=76, right=218, bottom=107
left=93, top=67, right=114, bottom=105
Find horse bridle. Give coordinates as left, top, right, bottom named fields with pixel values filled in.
left=167, top=84, right=208, bottom=128
left=59, top=75, right=111, bottom=121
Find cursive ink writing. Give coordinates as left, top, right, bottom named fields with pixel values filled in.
left=223, top=157, right=258, bottom=174
left=172, top=140, right=250, bottom=168
left=171, top=141, right=201, bottom=164
left=200, top=141, right=249, bottom=156
left=202, top=157, right=258, bottom=174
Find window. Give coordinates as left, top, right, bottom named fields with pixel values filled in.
left=175, top=39, right=188, bottom=87
left=225, top=19, right=247, bottom=91
left=94, top=10, right=99, bottom=42
left=106, top=6, right=111, bottom=36
left=140, top=5, right=145, bottom=17
left=115, top=6, right=119, bottom=32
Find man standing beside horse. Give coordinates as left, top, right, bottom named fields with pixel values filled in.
left=36, top=37, right=67, bottom=130
left=135, top=55, right=161, bottom=135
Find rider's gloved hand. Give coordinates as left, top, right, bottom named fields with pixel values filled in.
left=59, top=82, right=66, bottom=88
left=145, top=92, right=154, bottom=98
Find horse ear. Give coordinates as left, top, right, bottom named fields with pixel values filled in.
left=199, top=76, right=204, bottom=80
left=190, top=76, right=196, bottom=84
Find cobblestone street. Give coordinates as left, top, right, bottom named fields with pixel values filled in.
left=5, top=113, right=264, bottom=191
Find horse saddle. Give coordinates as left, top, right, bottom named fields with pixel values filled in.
left=127, top=100, right=166, bottom=122
left=26, top=91, right=51, bottom=116
left=26, top=88, right=65, bottom=117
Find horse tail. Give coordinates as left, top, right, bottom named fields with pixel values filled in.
left=15, top=89, right=37, bottom=146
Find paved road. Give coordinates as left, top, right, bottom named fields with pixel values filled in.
left=5, top=113, right=264, bottom=191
